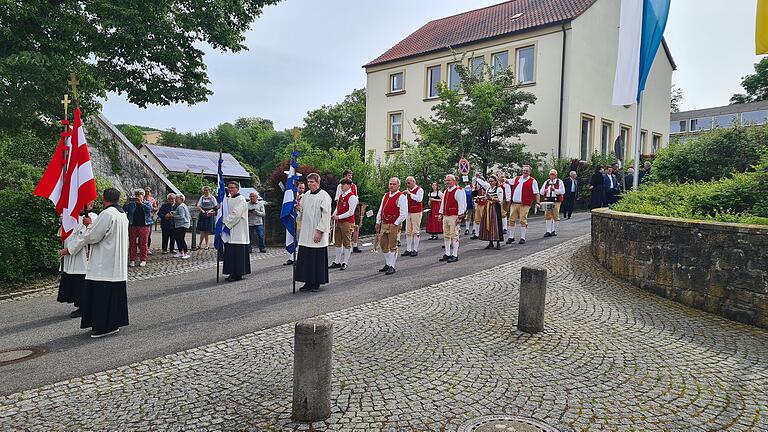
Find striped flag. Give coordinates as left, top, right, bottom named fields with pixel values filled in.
left=214, top=156, right=230, bottom=250
left=758, top=0, right=768, bottom=54
left=280, top=151, right=300, bottom=255
left=612, top=0, right=671, bottom=106
left=60, top=108, right=97, bottom=239
left=34, top=121, right=71, bottom=217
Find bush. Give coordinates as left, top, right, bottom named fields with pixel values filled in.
left=653, top=125, right=768, bottom=182
left=169, top=171, right=217, bottom=197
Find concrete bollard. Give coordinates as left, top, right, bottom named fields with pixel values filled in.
left=292, top=319, right=333, bottom=422
left=517, top=267, right=547, bottom=334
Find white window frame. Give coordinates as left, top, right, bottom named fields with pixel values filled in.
left=426, top=65, right=441, bottom=99
left=388, top=111, right=403, bottom=151
left=389, top=71, right=404, bottom=94
left=515, top=45, right=536, bottom=84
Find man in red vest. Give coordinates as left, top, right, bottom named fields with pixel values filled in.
left=402, top=176, right=424, bottom=257
left=438, top=174, right=467, bottom=263
left=329, top=178, right=358, bottom=270
left=540, top=169, right=565, bottom=237
left=334, top=169, right=361, bottom=253
left=506, top=165, right=540, bottom=245
left=375, top=177, right=408, bottom=275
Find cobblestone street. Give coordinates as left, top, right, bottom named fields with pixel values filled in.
left=1, top=235, right=766, bottom=431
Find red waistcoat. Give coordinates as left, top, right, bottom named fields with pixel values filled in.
left=337, top=192, right=356, bottom=224
left=407, top=186, right=423, bottom=213
left=512, top=176, right=535, bottom=206
left=442, top=188, right=460, bottom=216
left=381, top=191, right=403, bottom=224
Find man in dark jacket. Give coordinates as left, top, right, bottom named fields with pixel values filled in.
left=562, top=170, right=579, bottom=219
left=157, top=193, right=177, bottom=254
left=603, top=166, right=619, bottom=206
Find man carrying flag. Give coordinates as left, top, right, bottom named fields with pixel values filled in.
left=281, top=152, right=301, bottom=266
left=220, top=181, right=250, bottom=282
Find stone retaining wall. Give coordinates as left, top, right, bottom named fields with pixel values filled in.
left=591, top=208, right=768, bottom=329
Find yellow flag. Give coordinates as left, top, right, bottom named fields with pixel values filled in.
left=758, top=0, right=768, bottom=54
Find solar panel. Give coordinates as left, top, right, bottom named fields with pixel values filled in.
left=145, top=145, right=250, bottom=178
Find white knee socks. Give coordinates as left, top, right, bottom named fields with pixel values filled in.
left=546, top=220, right=553, bottom=233
left=444, top=238, right=452, bottom=255
left=406, top=235, right=413, bottom=251
left=511, top=224, right=518, bottom=239
left=334, top=247, right=343, bottom=264
left=451, top=239, right=459, bottom=257
left=413, top=235, right=420, bottom=252
left=520, top=226, right=527, bottom=240
left=342, top=247, right=352, bottom=264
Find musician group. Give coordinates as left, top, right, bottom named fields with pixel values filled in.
left=291, top=165, right=567, bottom=291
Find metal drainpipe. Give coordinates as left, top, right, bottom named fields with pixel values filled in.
left=557, top=23, right=568, bottom=160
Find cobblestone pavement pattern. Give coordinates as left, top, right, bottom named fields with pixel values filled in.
left=1, top=235, right=767, bottom=431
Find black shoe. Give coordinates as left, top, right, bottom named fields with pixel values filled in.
left=328, top=262, right=341, bottom=269
left=226, top=276, right=242, bottom=282
left=299, top=284, right=310, bottom=291
left=283, top=259, right=294, bottom=266
left=401, top=250, right=412, bottom=257
left=518, top=239, right=526, bottom=244
left=552, top=232, right=557, bottom=236
left=495, top=243, right=501, bottom=250
left=69, top=309, right=82, bottom=319
left=340, top=263, right=348, bottom=271
left=503, top=229, right=507, bottom=235
left=567, top=216, right=572, bottom=219
left=410, top=251, right=418, bottom=257
left=353, top=247, right=362, bottom=253
left=439, top=255, right=449, bottom=262
left=260, top=249, right=267, bottom=253
left=385, top=267, right=396, bottom=275
left=308, top=285, right=320, bottom=292
left=397, top=241, right=401, bottom=247
left=506, top=238, right=515, bottom=244
left=544, top=232, right=552, bottom=237
left=378, top=265, right=390, bottom=272
left=91, top=328, right=119, bottom=338
left=485, top=242, right=494, bottom=249
left=470, top=235, right=479, bottom=240
left=464, top=229, right=469, bottom=235
left=447, top=256, right=458, bottom=263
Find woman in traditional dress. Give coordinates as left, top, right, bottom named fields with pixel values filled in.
left=476, top=175, right=504, bottom=250
left=425, top=182, right=443, bottom=240
left=196, top=186, right=218, bottom=250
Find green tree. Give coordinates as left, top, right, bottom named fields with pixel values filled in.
left=302, top=89, right=366, bottom=153
left=671, top=84, right=683, bottom=113
left=730, top=57, right=768, bottom=104
left=1, top=0, right=281, bottom=131
left=414, top=57, right=537, bottom=174
left=116, top=124, right=145, bottom=147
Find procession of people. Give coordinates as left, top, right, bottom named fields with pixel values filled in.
left=52, top=162, right=586, bottom=338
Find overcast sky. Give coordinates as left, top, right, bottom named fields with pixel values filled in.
left=100, top=0, right=765, bottom=133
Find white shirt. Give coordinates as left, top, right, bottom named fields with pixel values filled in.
left=540, top=178, right=565, bottom=199
left=376, top=191, right=408, bottom=225
left=503, top=183, right=512, bottom=201
left=297, top=189, right=332, bottom=248
left=405, top=186, right=424, bottom=212
left=473, top=178, right=504, bottom=203
left=570, top=179, right=577, bottom=192
left=223, top=194, right=249, bottom=245
left=74, top=206, right=128, bottom=282
left=64, top=212, right=98, bottom=275
left=334, top=190, right=359, bottom=219
left=507, top=176, right=540, bottom=204
left=439, top=185, right=467, bottom=215
left=334, top=182, right=357, bottom=201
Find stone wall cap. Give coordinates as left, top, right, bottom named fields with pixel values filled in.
left=591, top=208, right=768, bottom=234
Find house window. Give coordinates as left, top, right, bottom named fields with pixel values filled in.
left=390, top=72, right=404, bottom=93
left=640, top=130, right=648, bottom=155
left=690, top=117, right=712, bottom=131
left=448, top=62, right=461, bottom=91
left=516, top=46, right=535, bottom=84
left=619, top=126, right=631, bottom=160
left=670, top=121, right=681, bottom=133
left=741, top=110, right=768, bottom=124
left=600, top=121, right=613, bottom=155
left=389, top=112, right=402, bottom=150
left=714, top=114, right=737, bottom=128
left=427, top=65, right=441, bottom=98
left=470, top=56, right=484, bottom=79
left=652, top=134, right=662, bottom=154
left=492, top=51, right=509, bottom=76
left=679, top=120, right=687, bottom=132
left=580, top=115, right=593, bottom=161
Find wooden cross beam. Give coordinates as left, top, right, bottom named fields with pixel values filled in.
left=68, top=73, right=79, bottom=101
left=61, top=94, right=71, bottom=120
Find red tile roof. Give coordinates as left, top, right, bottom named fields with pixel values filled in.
left=364, top=0, right=596, bottom=68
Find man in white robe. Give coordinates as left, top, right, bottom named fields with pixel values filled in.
left=222, top=181, right=251, bottom=282
left=57, top=204, right=97, bottom=318
left=62, top=188, right=129, bottom=338
left=295, top=173, right=332, bottom=292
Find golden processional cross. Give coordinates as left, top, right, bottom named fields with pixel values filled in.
left=68, top=73, right=80, bottom=102
left=61, top=94, right=71, bottom=120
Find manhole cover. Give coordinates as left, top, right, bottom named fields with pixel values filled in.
left=0, top=347, right=46, bottom=366
left=459, top=415, right=560, bottom=432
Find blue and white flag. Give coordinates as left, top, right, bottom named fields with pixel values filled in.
left=280, top=151, right=300, bottom=255
left=612, top=0, right=671, bottom=106
left=214, top=156, right=230, bottom=250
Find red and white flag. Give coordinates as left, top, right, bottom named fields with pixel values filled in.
left=60, top=107, right=97, bottom=239
left=34, top=108, right=97, bottom=241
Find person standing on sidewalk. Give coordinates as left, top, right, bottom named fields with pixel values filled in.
left=157, top=193, right=177, bottom=254
left=222, top=181, right=251, bottom=282
left=57, top=202, right=97, bottom=319
left=328, top=178, right=358, bottom=271
left=124, top=189, right=153, bottom=267
left=144, top=187, right=158, bottom=255
left=505, top=165, right=540, bottom=245
left=247, top=191, right=266, bottom=254
left=196, top=186, right=218, bottom=250
left=402, top=176, right=424, bottom=257
left=375, top=177, right=408, bottom=275
left=438, top=174, right=467, bottom=263
left=334, top=169, right=362, bottom=253
left=61, top=188, right=129, bottom=338
left=173, top=194, right=191, bottom=259
left=295, top=173, right=332, bottom=292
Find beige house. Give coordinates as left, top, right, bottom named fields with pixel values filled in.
left=363, top=0, right=676, bottom=163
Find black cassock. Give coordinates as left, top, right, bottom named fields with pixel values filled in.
left=80, top=280, right=129, bottom=333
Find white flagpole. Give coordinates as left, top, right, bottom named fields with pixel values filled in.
left=632, top=90, right=644, bottom=188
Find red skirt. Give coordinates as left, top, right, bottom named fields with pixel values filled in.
left=426, top=201, right=443, bottom=234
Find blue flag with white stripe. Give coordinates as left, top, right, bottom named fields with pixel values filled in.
left=214, top=157, right=230, bottom=250
left=280, top=151, right=300, bottom=254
